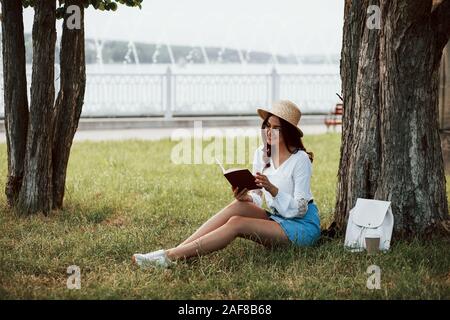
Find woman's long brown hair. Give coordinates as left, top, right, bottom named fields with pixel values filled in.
left=261, top=115, right=314, bottom=170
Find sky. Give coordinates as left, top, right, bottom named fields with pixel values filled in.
left=21, top=0, right=345, bottom=56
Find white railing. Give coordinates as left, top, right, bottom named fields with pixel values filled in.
left=0, top=66, right=341, bottom=118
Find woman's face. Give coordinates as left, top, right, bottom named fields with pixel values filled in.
left=264, top=115, right=284, bottom=147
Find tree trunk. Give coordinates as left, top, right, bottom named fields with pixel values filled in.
left=376, top=0, right=449, bottom=235
left=17, top=0, right=57, bottom=214
left=334, top=0, right=381, bottom=232
left=1, top=0, right=29, bottom=206
left=332, top=0, right=450, bottom=237
left=52, top=0, right=86, bottom=209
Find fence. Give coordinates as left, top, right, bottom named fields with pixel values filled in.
left=0, top=66, right=341, bottom=118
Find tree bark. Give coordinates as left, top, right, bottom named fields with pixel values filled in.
left=17, top=0, right=57, bottom=214
left=332, top=0, right=450, bottom=237
left=376, top=0, right=449, bottom=235
left=52, top=0, right=86, bottom=209
left=1, top=0, right=29, bottom=206
left=334, top=0, right=381, bottom=232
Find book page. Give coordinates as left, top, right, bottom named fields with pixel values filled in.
left=215, top=158, right=225, bottom=173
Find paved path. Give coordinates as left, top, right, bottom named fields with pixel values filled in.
left=0, top=115, right=341, bottom=143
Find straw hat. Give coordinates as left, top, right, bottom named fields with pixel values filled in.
left=257, top=100, right=304, bottom=137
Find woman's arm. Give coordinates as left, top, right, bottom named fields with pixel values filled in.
left=249, top=189, right=263, bottom=207
left=272, top=154, right=312, bottom=218
left=256, top=154, right=312, bottom=218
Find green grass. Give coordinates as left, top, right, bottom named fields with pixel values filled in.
left=0, top=133, right=449, bottom=299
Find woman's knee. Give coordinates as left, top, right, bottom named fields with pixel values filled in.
left=220, top=199, right=238, bottom=213
left=225, top=216, right=247, bottom=235
left=228, top=199, right=245, bottom=208
left=223, top=199, right=247, bottom=214
left=220, top=201, right=267, bottom=223
left=226, top=216, right=244, bottom=233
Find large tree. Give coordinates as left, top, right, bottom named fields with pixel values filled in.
left=332, top=0, right=450, bottom=237
left=1, top=0, right=29, bottom=208
left=1, top=0, right=142, bottom=214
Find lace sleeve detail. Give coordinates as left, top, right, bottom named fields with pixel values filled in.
left=249, top=189, right=263, bottom=207
left=296, top=197, right=309, bottom=218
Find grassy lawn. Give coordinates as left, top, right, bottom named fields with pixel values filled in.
left=0, top=133, right=449, bottom=299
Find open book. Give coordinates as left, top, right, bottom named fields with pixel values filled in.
left=216, top=158, right=261, bottom=191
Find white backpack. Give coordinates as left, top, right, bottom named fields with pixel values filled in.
left=344, top=198, right=394, bottom=252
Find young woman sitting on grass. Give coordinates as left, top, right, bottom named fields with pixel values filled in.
left=132, top=100, right=321, bottom=268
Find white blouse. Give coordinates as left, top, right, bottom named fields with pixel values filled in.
left=249, top=145, right=313, bottom=219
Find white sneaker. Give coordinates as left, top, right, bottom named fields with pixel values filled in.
left=132, top=249, right=174, bottom=269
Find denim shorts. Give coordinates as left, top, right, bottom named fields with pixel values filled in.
left=266, top=202, right=321, bottom=246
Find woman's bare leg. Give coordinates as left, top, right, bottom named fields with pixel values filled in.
left=167, top=216, right=289, bottom=260
left=177, top=200, right=269, bottom=247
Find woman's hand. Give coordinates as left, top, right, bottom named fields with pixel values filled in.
left=232, top=186, right=252, bottom=202
left=255, top=172, right=278, bottom=197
